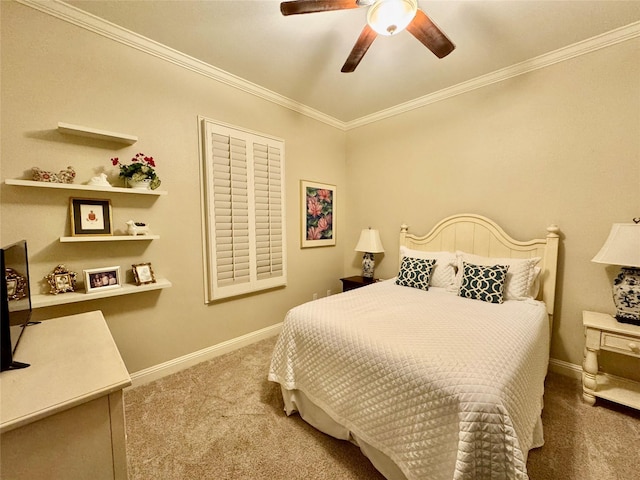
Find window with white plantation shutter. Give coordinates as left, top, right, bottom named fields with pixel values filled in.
left=200, top=118, right=286, bottom=301
left=253, top=142, right=284, bottom=281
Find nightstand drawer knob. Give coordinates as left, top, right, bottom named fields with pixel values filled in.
left=629, top=342, right=639, bottom=352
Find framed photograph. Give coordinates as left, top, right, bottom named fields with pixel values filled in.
left=70, top=198, right=113, bottom=236
left=301, top=180, right=336, bottom=248
left=6, top=278, right=17, bottom=298
left=5, top=268, right=27, bottom=300
left=132, top=262, right=156, bottom=286
left=45, top=264, right=77, bottom=295
left=84, top=266, right=121, bottom=293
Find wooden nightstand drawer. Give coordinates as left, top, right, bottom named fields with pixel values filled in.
left=340, top=276, right=377, bottom=292
left=601, top=332, right=640, bottom=358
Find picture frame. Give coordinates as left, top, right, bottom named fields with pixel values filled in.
left=301, top=180, right=336, bottom=248
left=45, top=264, right=77, bottom=295
left=70, top=198, right=113, bottom=236
left=84, top=266, right=121, bottom=293
left=132, top=262, right=156, bottom=286
left=6, top=278, right=17, bottom=298
left=4, top=268, right=27, bottom=300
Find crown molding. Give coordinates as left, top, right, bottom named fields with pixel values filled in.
left=17, top=1, right=640, bottom=132
left=346, top=20, right=640, bottom=130
left=16, top=0, right=346, bottom=130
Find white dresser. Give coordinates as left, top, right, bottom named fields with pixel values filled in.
left=0, top=311, right=131, bottom=479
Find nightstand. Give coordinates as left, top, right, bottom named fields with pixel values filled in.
left=340, top=276, right=377, bottom=292
left=582, top=311, right=640, bottom=410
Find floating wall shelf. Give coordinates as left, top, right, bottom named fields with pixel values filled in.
left=57, top=122, right=138, bottom=145
left=59, top=235, right=160, bottom=243
left=5, top=179, right=167, bottom=196
left=32, top=278, right=172, bottom=309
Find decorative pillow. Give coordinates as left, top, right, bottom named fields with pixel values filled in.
left=458, top=262, right=510, bottom=304
left=529, top=266, right=542, bottom=298
left=396, top=257, right=436, bottom=291
left=399, top=246, right=456, bottom=288
left=454, top=252, right=541, bottom=301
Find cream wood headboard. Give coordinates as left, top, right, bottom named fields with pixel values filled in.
left=399, top=214, right=560, bottom=327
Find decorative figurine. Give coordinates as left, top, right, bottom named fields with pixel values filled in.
left=88, top=173, right=112, bottom=187
left=32, top=166, right=76, bottom=184
left=126, top=220, right=151, bottom=236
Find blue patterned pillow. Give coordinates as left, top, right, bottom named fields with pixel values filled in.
left=458, top=262, right=510, bottom=304
left=396, top=257, right=436, bottom=291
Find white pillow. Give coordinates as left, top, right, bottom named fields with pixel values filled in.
left=529, top=266, right=542, bottom=298
left=454, top=251, right=541, bottom=301
left=399, top=246, right=456, bottom=289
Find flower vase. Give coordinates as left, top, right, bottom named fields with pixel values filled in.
left=126, top=178, right=152, bottom=190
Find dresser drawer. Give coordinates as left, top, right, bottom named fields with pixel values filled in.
left=601, top=332, right=640, bottom=358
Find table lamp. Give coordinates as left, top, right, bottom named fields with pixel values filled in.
left=592, top=219, right=640, bottom=325
left=355, top=228, right=385, bottom=279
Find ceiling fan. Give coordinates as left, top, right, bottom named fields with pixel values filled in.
left=280, top=0, right=455, bottom=73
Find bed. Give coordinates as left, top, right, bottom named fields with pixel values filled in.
left=268, top=214, right=560, bottom=480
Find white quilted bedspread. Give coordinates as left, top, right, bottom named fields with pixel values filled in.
left=268, top=280, right=550, bottom=480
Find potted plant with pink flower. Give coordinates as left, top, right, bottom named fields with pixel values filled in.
left=110, top=153, right=161, bottom=190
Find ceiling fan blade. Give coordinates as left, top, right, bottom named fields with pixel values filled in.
left=341, top=24, right=377, bottom=73
left=406, top=9, right=455, bottom=59
left=280, top=0, right=360, bottom=16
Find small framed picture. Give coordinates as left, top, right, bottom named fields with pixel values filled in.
left=84, top=266, right=121, bottom=293
left=45, top=264, right=77, bottom=295
left=55, top=274, right=73, bottom=292
left=301, top=180, right=336, bottom=248
left=70, top=198, right=113, bottom=236
left=5, top=268, right=28, bottom=300
left=132, top=262, right=156, bottom=286
left=6, top=278, right=17, bottom=298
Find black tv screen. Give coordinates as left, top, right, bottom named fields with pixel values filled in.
left=1, top=239, right=32, bottom=371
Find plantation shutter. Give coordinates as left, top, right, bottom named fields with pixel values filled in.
left=201, top=118, right=286, bottom=301
left=211, top=134, right=250, bottom=287
left=253, top=142, right=283, bottom=280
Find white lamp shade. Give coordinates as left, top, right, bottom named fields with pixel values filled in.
left=355, top=228, right=385, bottom=253
left=592, top=223, right=640, bottom=267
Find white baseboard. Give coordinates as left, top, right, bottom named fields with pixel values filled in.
left=128, top=323, right=283, bottom=388
left=549, top=357, right=583, bottom=380
left=129, top=329, right=583, bottom=388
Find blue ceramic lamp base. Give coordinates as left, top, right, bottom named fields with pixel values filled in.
left=362, top=253, right=375, bottom=279
left=614, top=267, right=640, bottom=326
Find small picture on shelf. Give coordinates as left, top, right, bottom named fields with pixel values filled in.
left=70, top=198, right=113, bottom=236
left=132, top=262, right=156, bottom=286
left=84, top=266, right=121, bottom=293
left=6, top=278, right=16, bottom=298
left=5, top=268, right=28, bottom=300
left=45, top=264, right=77, bottom=295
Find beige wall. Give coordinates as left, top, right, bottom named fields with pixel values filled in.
left=0, top=2, right=346, bottom=372
left=2, top=2, right=639, bottom=377
left=344, top=38, right=640, bottom=376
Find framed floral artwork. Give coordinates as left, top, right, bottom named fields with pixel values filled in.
left=301, top=180, right=336, bottom=248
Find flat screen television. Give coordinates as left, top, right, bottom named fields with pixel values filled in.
left=1, top=239, right=32, bottom=371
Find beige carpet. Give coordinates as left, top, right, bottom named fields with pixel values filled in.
left=124, top=337, right=640, bottom=480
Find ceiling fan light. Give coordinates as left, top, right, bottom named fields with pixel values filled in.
left=367, top=0, right=418, bottom=36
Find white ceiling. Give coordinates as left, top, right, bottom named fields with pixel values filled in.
left=65, top=0, right=640, bottom=123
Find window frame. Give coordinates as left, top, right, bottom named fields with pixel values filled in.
left=199, top=117, right=287, bottom=302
